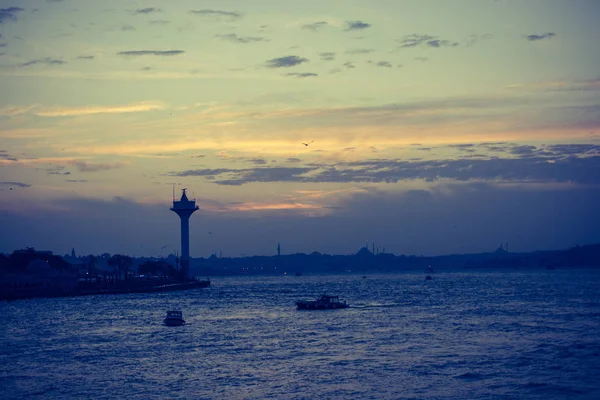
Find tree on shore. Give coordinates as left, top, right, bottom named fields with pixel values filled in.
left=108, top=254, right=133, bottom=281
left=139, top=260, right=177, bottom=278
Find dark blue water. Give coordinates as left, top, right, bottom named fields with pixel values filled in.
left=1, top=271, right=600, bottom=399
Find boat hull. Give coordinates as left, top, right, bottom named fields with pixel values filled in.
left=296, top=301, right=349, bottom=310
left=164, top=318, right=185, bottom=326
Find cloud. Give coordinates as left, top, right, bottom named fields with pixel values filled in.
left=345, top=20, right=371, bottom=31
left=448, top=144, right=475, bottom=150
left=171, top=168, right=237, bottom=177
left=265, top=55, right=308, bottom=68
left=20, top=58, right=66, bottom=67
left=168, top=145, right=600, bottom=185
left=42, top=166, right=70, bottom=175
left=33, top=101, right=165, bottom=117
left=545, top=144, right=600, bottom=156
left=77, top=55, right=94, bottom=60
left=0, top=7, right=24, bottom=24
left=117, top=50, right=184, bottom=56
left=328, top=154, right=600, bottom=185
left=414, top=57, right=428, bottom=62
left=150, top=20, right=170, bottom=25
left=189, top=9, right=242, bottom=20
left=133, top=8, right=161, bottom=15
left=398, top=34, right=458, bottom=48
left=345, top=48, right=375, bottom=55
left=526, top=32, right=556, bottom=41
left=0, top=150, right=17, bottom=161
left=69, top=161, right=128, bottom=173
left=0, top=181, right=30, bottom=188
left=246, top=158, right=267, bottom=165
left=0, top=105, right=37, bottom=116
left=427, top=39, right=459, bottom=48
left=343, top=62, right=355, bottom=69
left=121, top=25, right=136, bottom=31
left=302, top=21, right=328, bottom=31
left=0, top=43, right=7, bottom=47
left=170, top=167, right=314, bottom=185
left=376, top=61, right=392, bottom=68
left=507, top=78, right=600, bottom=92
left=319, top=52, right=335, bottom=61
left=228, top=91, right=589, bottom=134
left=227, top=201, right=322, bottom=213
left=509, top=145, right=537, bottom=155
left=398, top=34, right=435, bottom=48
left=284, top=72, right=318, bottom=78
left=464, top=33, right=493, bottom=47
left=215, top=33, right=268, bottom=44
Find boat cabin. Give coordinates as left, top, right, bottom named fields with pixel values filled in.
left=166, top=310, right=182, bottom=319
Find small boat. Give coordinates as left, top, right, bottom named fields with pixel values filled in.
left=296, top=293, right=349, bottom=310
left=164, top=310, right=185, bottom=326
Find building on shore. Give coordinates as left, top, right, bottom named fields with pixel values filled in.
left=1, top=251, right=78, bottom=300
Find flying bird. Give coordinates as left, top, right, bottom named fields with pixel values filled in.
left=302, top=141, right=314, bottom=147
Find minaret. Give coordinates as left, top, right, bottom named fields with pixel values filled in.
left=170, top=188, right=199, bottom=280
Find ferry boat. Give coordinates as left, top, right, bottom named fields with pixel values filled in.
left=296, top=293, right=349, bottom=310
left=164, top=310, right=185, bottom=326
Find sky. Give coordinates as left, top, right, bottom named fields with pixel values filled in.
left=1, top=0, right=599, bottom=258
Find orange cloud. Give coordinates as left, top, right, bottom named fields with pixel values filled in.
left=34, top=101, right=165, bottom=117
left=229, top=202, right=321, bottom=211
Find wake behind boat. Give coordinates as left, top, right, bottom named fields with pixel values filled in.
left=296, top=293, right=349, bottom=310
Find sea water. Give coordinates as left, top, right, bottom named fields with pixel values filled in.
left=1, top=271, right=599, bottom=399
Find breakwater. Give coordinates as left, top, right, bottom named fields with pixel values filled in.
left=1, top=279, right=210, bottom=301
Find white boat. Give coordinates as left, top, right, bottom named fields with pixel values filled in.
left=164, top=310, right=185, bottom=326
left=296, top=293, right=349, bottom=310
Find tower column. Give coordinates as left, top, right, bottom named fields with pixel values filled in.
left=180, top=214, right=190, bottom=272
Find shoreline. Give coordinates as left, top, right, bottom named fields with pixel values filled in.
left=1, top=279, right=210, bottom=302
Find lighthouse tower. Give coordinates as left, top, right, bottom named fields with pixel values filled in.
left=170, top=188, right=199, bottom=280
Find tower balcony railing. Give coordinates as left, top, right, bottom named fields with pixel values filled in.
left=171, top=202, right=198, bottom=210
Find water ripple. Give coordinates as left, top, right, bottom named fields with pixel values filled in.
left=1, top=271, right=599, bottom=399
